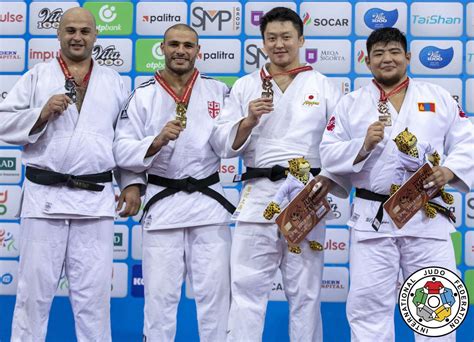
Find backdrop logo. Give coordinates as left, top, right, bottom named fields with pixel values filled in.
left=364, top=8, right=398, bottom=29
left=84, top=2, right=132, bottom=35
left=192, top=5, right=241, bottom=33
left=0, top=273, right=13, bottom=285
left=0, top=190, right=8, bottom=216
left=0, top=158, right=15, bottom=171
left=305, top=49, right=318, bottom=63
left=245, top=43, right=267, bottom=68
left=0, top=228, right=17, bottom=252
left=37, top=8, right=62, bottom=29
left=135, top=39, right=165, bottom=72
left=0, top=12, right=24, bottom=23
left=357, top=50, right=366, bottom=63
left=0, top=51, right=20, bottom=60
left=399, top=267, right=469, bottom=337
left=99, top=5, right=117, bottom=23
left=412, top=15, right=461, bottom=26
left=313, top=18, right=349, bottom=27
left=142, top=14, right=181, bottom=23
left=151, top=42, right=163, bottom=60
left=419, top=46, right=454, bottom=69
left=197, top=51, right=235, bottom=61
left=92, top=44, right=124, bottom=66
left=131, top=264, right=144, bottom=297
left=302, top=12, right=311, bottom=26
left=250, top=11, right=264, bottom=26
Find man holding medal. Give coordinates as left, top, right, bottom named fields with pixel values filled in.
left=0, top=7, right=142, bottom=342
left=214, top=7, right=350, bottom=341
left=113, top=24, right=234, bottom=341
left=320, top=28, right=473, bottom=341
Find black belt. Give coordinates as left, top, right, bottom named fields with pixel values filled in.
left=142, top=172, right=236, bottom=219
left=25, top=166, right=112, bottom=192
left=233, top=165, right=321, bottom=182
left=355, top=188, right=455, bottom=231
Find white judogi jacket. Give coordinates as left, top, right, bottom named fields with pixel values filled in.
left=214, top=65, right=351, bottom=223
left=320, top=79, right=474, bottom=241
left=113, top=74, right=230, bottom=230
left=0, top=58, right=135, bottom=218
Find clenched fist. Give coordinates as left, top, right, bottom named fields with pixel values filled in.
left=146, top=120, right=183, bottom=157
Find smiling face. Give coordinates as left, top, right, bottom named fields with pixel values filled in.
left=161, top=27, right=200, bottom=76
left=57, top=8, right=97, bottom=62
left=366, top=41, right=411, bottom=87
left=262, top=20, right=304, bottom=70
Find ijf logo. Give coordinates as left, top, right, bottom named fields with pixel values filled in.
left=398, top=267, right=469, bottom=337
left=364, top=8, right=398, bottom=30
left=419, top=46, right=454, bottom=69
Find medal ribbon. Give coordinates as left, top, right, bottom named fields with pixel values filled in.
left=57, top=54, right=93, bottom=87
left=154, top=68, right=199, bottom=107
left=372, top=77, right=410, bottom=102
left=260, top=65, right=313, bottom=82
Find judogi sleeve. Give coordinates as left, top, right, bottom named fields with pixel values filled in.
left=113, top=89, right=157, bottom=173
left=213, top=78, right=252, bottom=158
left=442, top=96, right=474, bottom=192
left=320, top=93, right=369, bottom=175
left=112, top=79, right=147, bottom=192
left=318, top=79, right=352, bottom=198
left=0, top=68, right=46, bottom=145
left=209, top=82, right=233, bottom=157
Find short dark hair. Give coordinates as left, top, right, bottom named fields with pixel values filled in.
left=260, top=7, right=303, bottom=39
left=366, top=27, right=407, bottom=55
left=163, top=24, right=199, bottom=43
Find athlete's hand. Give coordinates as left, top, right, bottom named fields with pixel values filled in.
left=363, top=121, right=385, bottom=152
left=39, top=94, right=72, bottom=123
left=311, top=175, right=333, bottom=203
left=423, top=166, right=454, bottom=189
left=243, top=98, right=274, bottom=128
left=116, top=184, right=141, bottom=217
left=146, top=120, right=183, bottom=157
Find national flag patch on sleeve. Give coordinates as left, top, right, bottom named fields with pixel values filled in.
left=418, top=102, right=436, bottom=112
left=326, top=115, right=336, bottom=131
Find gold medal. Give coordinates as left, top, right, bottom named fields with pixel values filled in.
left=176, top=102, right=187, bottom=128
left=261, top=78, right=274, bottom=101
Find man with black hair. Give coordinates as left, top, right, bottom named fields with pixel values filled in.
left=215, top=7, right=350, bottom=341
left=113, top=24, right=233, bottom=341
left=321, top=27, right=473, bottom=341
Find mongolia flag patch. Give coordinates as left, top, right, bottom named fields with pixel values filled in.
left=418, top=102, right=436, bottom=112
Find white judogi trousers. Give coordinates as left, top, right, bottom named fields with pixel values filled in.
left=347, top=230, right=456, bottom=342
left=142, top=224, right=231, bottom=342
left=11, top=217, right=114, bottom=342
left=227, top=222, right=325, bottom=342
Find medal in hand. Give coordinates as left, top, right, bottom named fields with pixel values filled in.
left=176, top=102, right=187, bottom=129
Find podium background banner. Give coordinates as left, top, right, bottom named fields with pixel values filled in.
left=1, top=0, right=473, bottom=340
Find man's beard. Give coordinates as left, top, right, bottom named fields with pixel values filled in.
left=166, top=57, right=195, bottom=75
left=374, top=73, right=403, bottom=87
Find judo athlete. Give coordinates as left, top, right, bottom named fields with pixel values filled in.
left=113, top=24, right=234, bottom=341
left=0, top=7, right=142, bottom=342
left=214, top=7, right=351, bottom=342
left=320, top=27, right=474, bottom=342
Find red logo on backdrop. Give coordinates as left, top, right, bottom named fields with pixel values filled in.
left=326, top=115, right=336, bottom=131
left=208, top=101, right=220, bottom=118
left=458, top=104, right=468, bottom=119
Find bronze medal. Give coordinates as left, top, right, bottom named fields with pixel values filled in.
left=261, top=78, right=274, bottom=101
left=377, top=100, right=392, bottom=126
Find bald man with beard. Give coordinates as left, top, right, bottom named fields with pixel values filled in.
left=0, top=7, right=142, bottom=342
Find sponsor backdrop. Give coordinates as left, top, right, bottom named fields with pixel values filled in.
left=0, top=0, right=473, bottom=341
